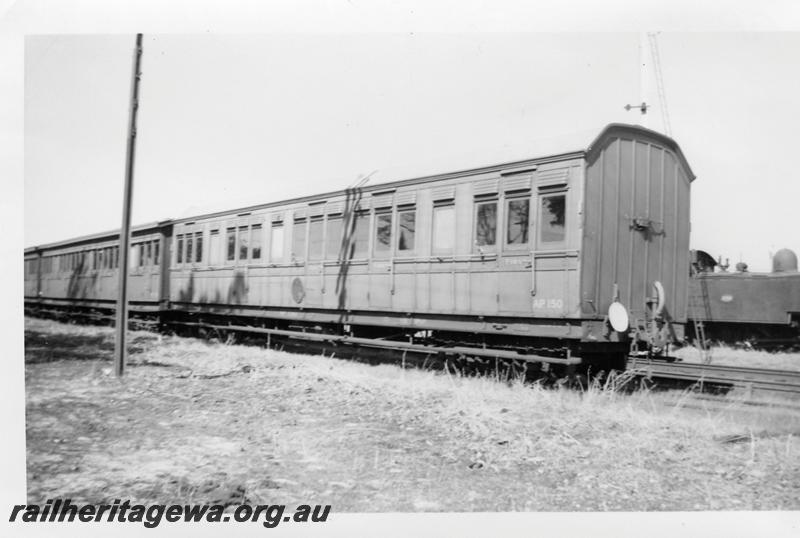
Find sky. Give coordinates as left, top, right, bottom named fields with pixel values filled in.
left=22, top=30, right=800, bottom=271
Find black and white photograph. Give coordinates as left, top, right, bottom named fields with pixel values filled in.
left=4, top=1, right=800, bottom=536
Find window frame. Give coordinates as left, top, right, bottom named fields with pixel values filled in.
left=325, top=215, right=343, bottom=261
left=351, top=210, right=371, bottom=260
left=250, top=223, right=262, bottom=262
left=431, top=203, right=456, bottom=256
left=537, top=189, right=568, bottom=249
left=503, top=194, right=532, bottom=251
left=209, top=229, right=221, bottom=266
left=291, top=218, right=307, bottom=263
left=308, top=216, right=324, bottom=262
left=238, top=225, right=250, bottom=263
left=396, top=206, right=416, bottom=256
left=472, top=197, right=499, bottom=253
left=226, top=227, right=236, bottom=263
left=373, top=209, right=393, bottom=258
left=270, top=221, right=284, bottom=263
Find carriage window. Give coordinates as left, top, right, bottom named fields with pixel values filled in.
left=131, top=245, right=140, bottom=268
left=352, top=212, right=369, bottom=258
left=226, top=228, right=236, bottom=261
left=398, top=209, right=415, bottom=252
left=506, top=198, right=530, bottom=246
left=239, top=225, right=249, bottom=262
left=145, top=242, right=152, bottom=266
left=292, top=220, right=306, bottom=261
left=194, top=232, right=203, bottom=263
left=153, top=241, right=160, bottom=266
left=308, top=218, right=324, bottom=261
left=326, top=216, right=343, bottom=259
left=540, top=194, right=566, bottom=244
left=251, top=224, right=262, bottom=260
left=432, top=205, right=455, bottom=254
left=375, top=212, right=392, bottom=254
left=186, top=234, right=193, bottom=264
left=209, top=230, right=220, bottom=264
left=475, top=201, right=497, bottom=247
left=270, top=223, right=284, bottom=262
left=176, top=235, right=184, bottom=264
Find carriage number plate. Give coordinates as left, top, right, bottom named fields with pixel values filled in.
left=533, top=298, right=563, bottom=309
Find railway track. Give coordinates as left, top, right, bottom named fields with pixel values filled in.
left=25, top=310, right=800, bottom=397
left=627, top=357, right=800, bottom=396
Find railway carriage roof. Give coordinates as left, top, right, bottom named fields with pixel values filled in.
left=25, top=220, right=171, bottom=253
left=165, top=123, right=693, bottom=226
left=26, top=124, right=693, bottom=251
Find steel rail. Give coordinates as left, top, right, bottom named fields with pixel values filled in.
left=627, top=358, right=800, bottom=394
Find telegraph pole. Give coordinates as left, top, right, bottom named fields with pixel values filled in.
left=115, top=33, right=143, bottom=377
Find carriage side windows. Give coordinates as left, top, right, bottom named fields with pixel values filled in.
left=226, top=228, right=236, bottom=261
left=326, top=216, right=343, bottom=260
left=186, top=234, right=193, bottom=265
left=251, top=224, right=262, bottom=260
left=398, top=209, right=415, bottom=252
left=176, top=235, right=184, bottom=264
left=130, top=244, right=140, bottom=268
left=238, top=225, right=249, bottom=262
left=145, top=242, right=152, bottom=266
left=153, top=241, right=160, bottom=266
left=506, top=198, right=530, bottom=246
left=194, top=232, right=203, bottom=263
left=474, top=201, right=497, bottom=248
left=374, top=212, right=392, bottom=255
left=539, top=193, right=566, bottom=245
left=432, top=205, right=455, bottom=254
left=352, top=212, right=370, bottom=258
left=270, top=223, right=284, bottom=262
left=308, top=218, right=324, bottom=261
left=292, top=219, right=307, bottom=262
left=209, top=230, right=221, bottom=265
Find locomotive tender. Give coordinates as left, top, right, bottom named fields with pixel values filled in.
left=24, top=124, right=695, bottom=368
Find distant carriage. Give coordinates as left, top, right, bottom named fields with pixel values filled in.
left=25, top=123, right=695, bottom=368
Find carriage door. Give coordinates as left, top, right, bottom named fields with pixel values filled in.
left=497, top=172, right=534, bottom=313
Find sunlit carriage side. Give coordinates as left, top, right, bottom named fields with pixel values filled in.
left=24, top=123, right=695, bottom=368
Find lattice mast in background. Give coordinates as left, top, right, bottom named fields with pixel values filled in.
left=648, top=32, right=672, bottom=137
left=625, top=32, right=672, bottom=137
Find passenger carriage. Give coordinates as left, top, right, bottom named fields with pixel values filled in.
left=165, top=123, right=695, bottom=366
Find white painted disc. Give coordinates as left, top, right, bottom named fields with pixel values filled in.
left=608, top=302, right=629, bottom=332
left=652, top=281, right=665, bottom=316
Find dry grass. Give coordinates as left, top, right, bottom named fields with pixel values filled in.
left=24, top=317, right=800, bottom=511
left=674, top=343, right=800, bottom=371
